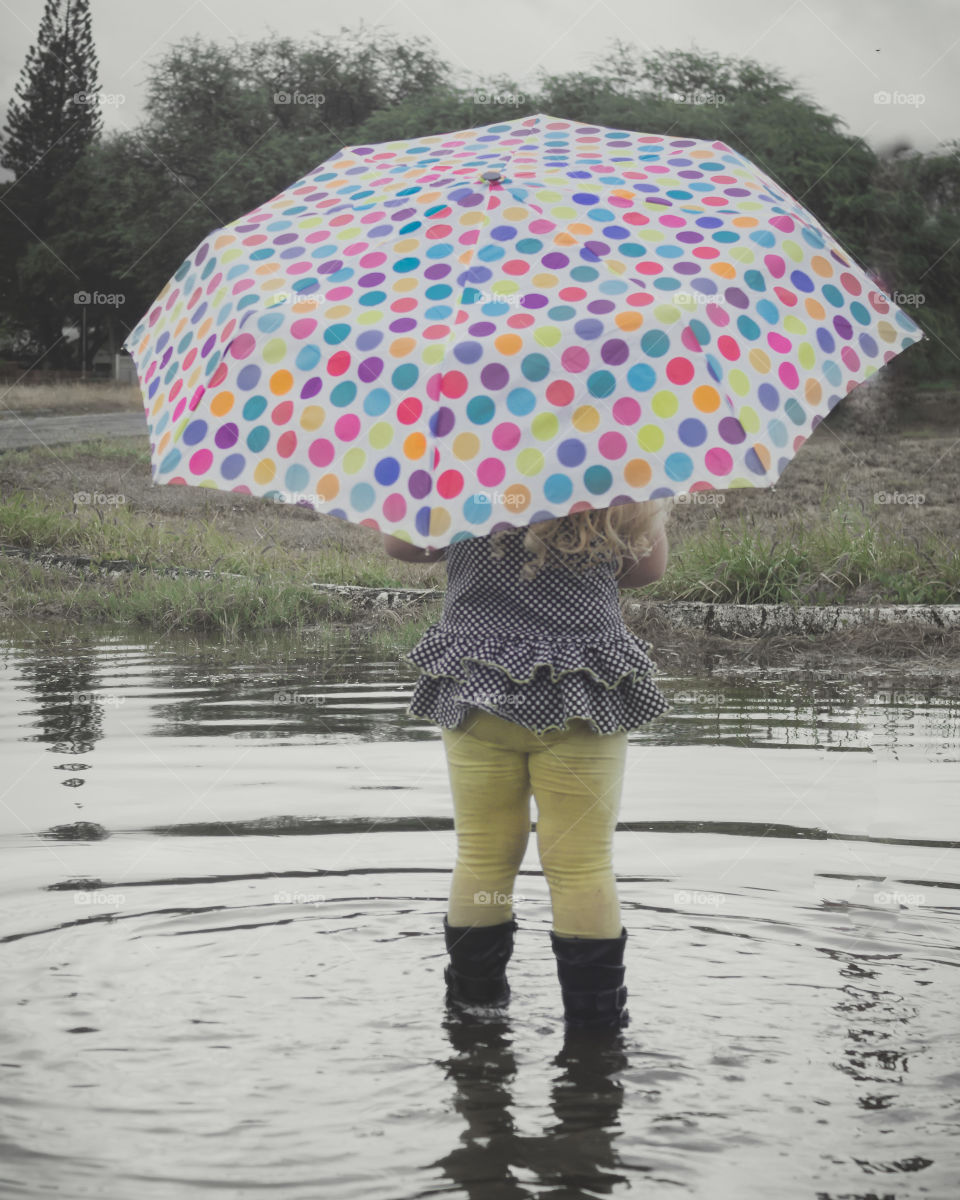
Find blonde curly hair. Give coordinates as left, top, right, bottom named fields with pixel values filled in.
left=489, top=497, right=676, bottom=581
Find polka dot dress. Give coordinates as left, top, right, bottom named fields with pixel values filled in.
left=405, top=525, right=671, bottom=735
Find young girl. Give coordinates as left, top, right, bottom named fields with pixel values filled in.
left=382, top=498, right=673, bottom=1033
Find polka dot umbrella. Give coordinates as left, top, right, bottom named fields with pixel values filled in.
left=123, top=112, right=926, bottom=549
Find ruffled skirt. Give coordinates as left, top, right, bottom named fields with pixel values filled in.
left=404, top=626, right=671, bottom=736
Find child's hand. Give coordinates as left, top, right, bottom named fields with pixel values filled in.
left=381, top=532, right=447, bottom=563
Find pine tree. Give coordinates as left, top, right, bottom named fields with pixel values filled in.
left=1, top=0, right=101, bottom=232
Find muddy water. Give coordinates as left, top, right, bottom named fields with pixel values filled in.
left=0, top=628, right=958, bottom=1199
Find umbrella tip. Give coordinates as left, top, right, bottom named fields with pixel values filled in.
left=481, top=169, right=505, bottom=183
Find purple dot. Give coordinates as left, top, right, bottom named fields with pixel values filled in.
left=724, top=288, right=749, bottom=309
left=542, top=253, right=569, bottom=269
left=454, top=341, right=483, bottom=364
left=833, top=315, right=853, bottom=340
left=237, top=364, right=261, bottom=390
left=390, top=318, right=417, bottom=333
left=520, top=294, right=548, bottom=310
left=301, top=377, right=323, bottom=399
left=481, top=363, right=509, bottom=390
left=358, top=357, right=383, bottom=383
left=359, top=272, right=385, bottom=287
left=469, top=322, right=496, bottom=337
left=601, top=338, right=629, bottom=366
left=430, top=406, right=456, bottom=437
left=718, top=417, right=746, bottom=444
left=356, top=330, right=383, bottom=350
left=409, top=470, right=432, bottom=499
left=214, top=423, right=239, bottom=449
left=424, top=264, right=450, bottom=280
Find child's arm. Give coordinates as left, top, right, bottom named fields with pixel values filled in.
left=381, top=532, right=447, bottom=564
left=616, top=529, right=668, bottom=590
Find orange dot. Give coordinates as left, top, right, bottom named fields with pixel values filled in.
left=404, top=432, right=427, bottom=459
left=710, top=262, right=736, bottom=280
left=270, top=370, right=293, bottom=395
left=615, top=311, right=644, bottom=332
left=299, top=405, right=325, bottom=431
left=316, top=473, right=339, bottom=501
left=748, top=349, right=771, bottom=374
left=158, top=430, right=171, bottom=453
left=751, top=444, right=771, bottom=471
left=494, top=333, right=523, bottom=355
left=804, top=297, right=825, bottom=321
left=209, top=390, right=235, bottom=416
left=693, top=385, right=721, bottom=412
left=555, top=232, right=577, bottom=246
left=805, top=378, right=822, bottom=405
left=390, top=337, right=416, bottom=358
left=503, top=484, right=530, bottom=511
left=624, top=458, right=652, bottom=487
left=453, top=432, right=480, bottom=459
left=810, top=255, right=833, bottom=277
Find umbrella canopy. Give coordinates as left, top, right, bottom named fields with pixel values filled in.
left=124, top=113, right=925, bottom=548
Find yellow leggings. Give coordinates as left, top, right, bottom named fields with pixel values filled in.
left=440, top=707, right=628, bottom=939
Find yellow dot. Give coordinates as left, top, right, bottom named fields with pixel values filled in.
left=516, top=447, right=544, bottom=475
left=531, top=273, right=559, bottom=290
left=573, top=405, right=599, bottom=432
left=798, top=342, right=815, bottom=369
left=637, top=425, right=664, bottom=452
left=254, top=459, right=276, bottom=485
left=343, top=448, right=366, bottom=474
left=299, top=406, right=324, bottom=431
left=782, top=239, right=804, bottom=263
left=422, top=343, right=446, bottom=363
left=429, top=507, right=451, bottom=536
left=653, top=304, right=682, bottom=324
left=453, top=432, right=480, bottom=459
left=651, top=390, right=677, bottom=418
left=369, top=422, right=393, bottom=449
left=783, top=314, right=806, bottom=335
left=748, top=349, right=771, bottom=374
left=876, top=320, right=896, bottom=344
left=532, top=412, right=558, bottom=441
left=263, top=338, right=286, bottom=364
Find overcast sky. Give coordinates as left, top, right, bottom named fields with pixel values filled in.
left=1, top=0, right=957, bottom=157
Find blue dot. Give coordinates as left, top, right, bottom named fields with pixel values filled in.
left=665, top=452, right=693, bottom=481
left=363, top=388, right=391, bottom=416
left=463, top=495, right=491, bottom=524
left=284, top=463, right=309, bottom=492
left=584, top=465, right=612, bottom=494
left=295, top=344, right=322, bottom=372
left=247, top=425, right=270, bottom=453
left=220, top=453, right=245, bottom=480
left=159, top=448, right=181, bottom=473
left=351, top=483, right=376, bottom=511
left=557, top=439, right=586, bottom=467
left=243, top=394, right=267, bottom=421
left=374, top=457, right=400, bottom=486
left=507, top=387, right=536, bottom=416
left=467, top=394, right=495, bottom=424
left=331, top=381, right=357, bottom=407
left=544, top=474, right=573, bottom=503
left=627, top=362, right=656, bottom=391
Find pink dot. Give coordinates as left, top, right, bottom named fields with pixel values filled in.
left=717, top=336, right=741, bottom=362
left=477, top=457, right=505, bottom=486
left=172, top=398, right=187, bottom=422
left=308, top=438, right=334, bottom=467
left=189, top=448, right=213, bottom=475
left=277, top=431, right=298, bottom=458
left=841, top=346, right=860, bottom=370
left=334, top=414, right=360, bottom=441
left=492, top=422, right=521, bottom=451
left=764, top=254, right=786, bottom=279
left=706, top=303, right=730, bottom=327
left=768, top=332, right=792, bottom=354
left=778, top=363, right=799, bottom=389
left=666, top=357, right=695, bottom=384
left=546, top=380, right=574, bottom=406
left=382, top=493, right=407, bottom=522
left=561, top=346, right=590, bottom=373
left=599, top=432, right=626, bottom=459
left=229, top=333, right=257, bottom=360
left=613, top=396, right=640, bottom=425
left=705, top=447, right=733, bottom=475
left=291, top=318, right=318, bottom=339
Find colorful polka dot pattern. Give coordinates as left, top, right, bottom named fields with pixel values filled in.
left=124, top=113, right=926, bottom=548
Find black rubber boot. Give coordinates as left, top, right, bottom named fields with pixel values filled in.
left=443, top=915, right=517, bottom=1011
left=550, top=925, right=630, bottom=1032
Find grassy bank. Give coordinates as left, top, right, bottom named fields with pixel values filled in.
left=1, top=452, right=957, bottom=637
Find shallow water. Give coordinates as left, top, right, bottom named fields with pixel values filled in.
left=1, top=627, right=959, bottom=1199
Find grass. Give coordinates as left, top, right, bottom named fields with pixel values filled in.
left=0, top=382, right=143, bottom=415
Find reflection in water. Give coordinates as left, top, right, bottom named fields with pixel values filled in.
left=1, top=625, right=959, bottom=1199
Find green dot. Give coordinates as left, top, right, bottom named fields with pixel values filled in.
left=783, top=314, right=806, bottom=335
left=532, top=412, right=558, bottom=441
left=651, top=391, right=678, bottom=418
left=422, top=343, right=445, bottom=364
left=728, top=369, right=750, bottom=397
left=263, top=338, right=287, bottom=363
left=516, top=448, right=544, bottom=475
left=343, top=448, right=366, bottom=474
left=739, top=405, right=760, bottom=433
left=783, top=239, right=804, bottom=263
left=637, top=424, right=664, bottom=452
left=534, top=325, right=561, bottom=348
left=653, top=304, right=682, bottom=324
left=369, top=422, right=393, bottom=449
left=798, top=342, right=815, bottom=369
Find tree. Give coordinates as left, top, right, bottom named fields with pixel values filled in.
left=0, top=0, right=101, bottom=365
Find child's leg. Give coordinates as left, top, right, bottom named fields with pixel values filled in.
left=529, top=722, right=628, bottom=939
left=440, top=715, right=533, bottom=927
